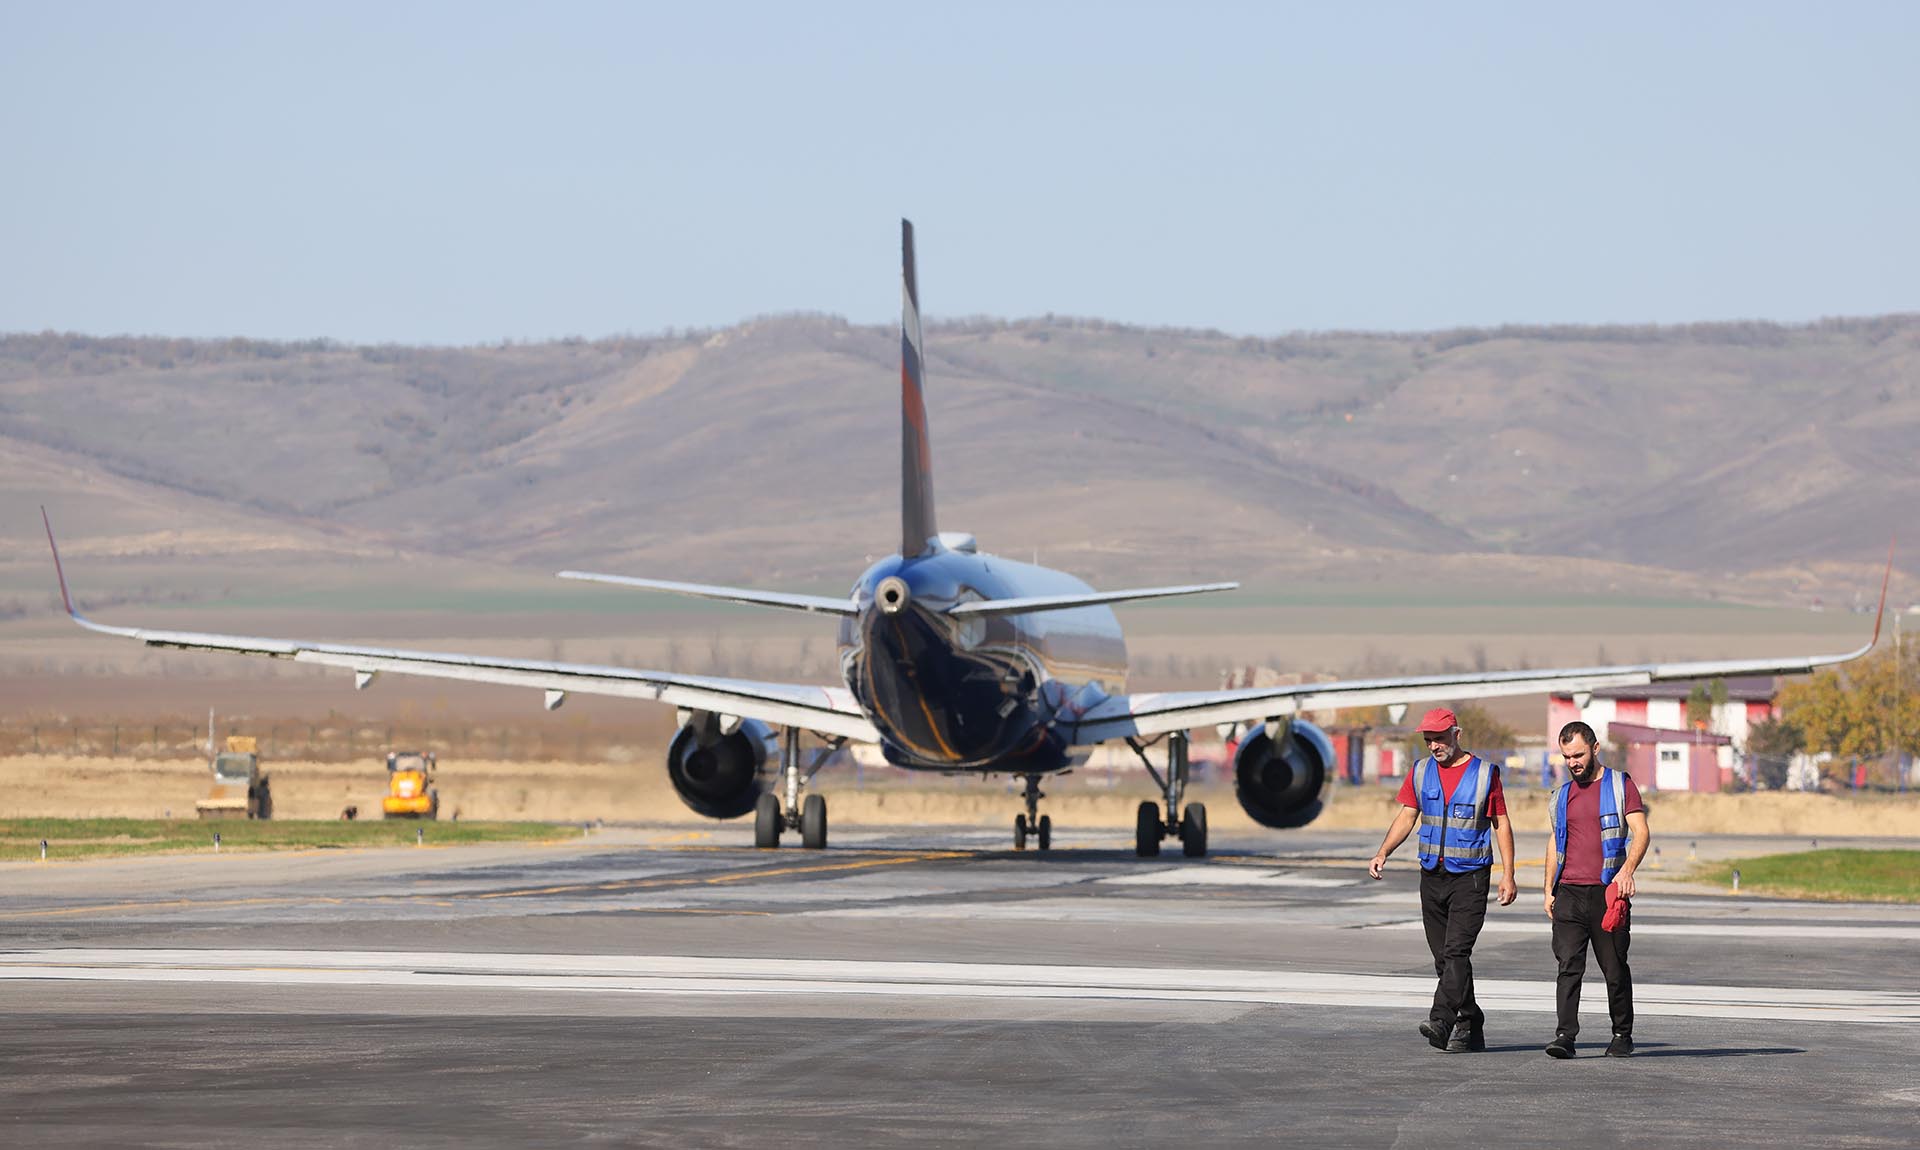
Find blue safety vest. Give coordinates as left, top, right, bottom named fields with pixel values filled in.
left=1414, top=754, right=1495, bottom=873
left=1551, top=767, right=1631, bottom=886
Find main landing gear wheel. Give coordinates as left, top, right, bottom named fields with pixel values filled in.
left=754, top=793, right=782, bottom=849
left=1037, top=814, right=1052, bottom=851
left=800, top=793, right=828, bottom=850
left=1128, top=730, right=1209, bottom=859
left=1135, top=801, right=1162, bottom=858
left=1180, top=802, right=1208, bottom=858
left=1014, top=813, right=1029, bottom=851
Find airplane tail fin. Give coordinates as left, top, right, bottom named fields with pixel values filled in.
left=900, top=219, right=938, bottom=557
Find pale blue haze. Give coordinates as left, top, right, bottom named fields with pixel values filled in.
left=2, top=1, right=1915, bottom=343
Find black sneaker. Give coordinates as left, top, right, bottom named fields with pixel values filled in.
left=1545, top=1033, right=1576, bottom=1059
left=1444, top=1024, right=1476, bottom=1053
left=1605, top=1034, right=1634, bottom=1058
left=1463, top=1030, right=1487, bottom=1052
left=1418, top=1021, right=1448, bottom=1050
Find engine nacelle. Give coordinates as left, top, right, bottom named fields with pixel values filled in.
left=665, top=714, right=777, bottom=819
left=1232, top=719, right=1333, bottom=829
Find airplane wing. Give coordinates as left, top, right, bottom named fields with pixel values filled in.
left=1064, top=646, right=1876, bottom=744
left=556, top=571, right=859, bottom=616
left=1064, top=549, right=1894, bottom=745
left=43, top=513, right=879, bottom=743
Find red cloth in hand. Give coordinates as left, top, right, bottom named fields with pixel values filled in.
left=1603, top=880, right=1630, bottom=932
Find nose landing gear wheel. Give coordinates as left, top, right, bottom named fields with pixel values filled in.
left=754, top=793, right=782, bottom=848
left=1180, top=802, right=1208, bottom=858
left=1015, top=774, right=1054, bottom=854
left=800, top=793, right=829, bottom=849
left=1134, top=800, right=1162, bottom=857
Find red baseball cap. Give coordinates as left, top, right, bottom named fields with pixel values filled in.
left=1416, top=707, right=1458, bottom=733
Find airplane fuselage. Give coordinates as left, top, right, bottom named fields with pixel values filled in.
left=838, top=542, right=1127, bottom=772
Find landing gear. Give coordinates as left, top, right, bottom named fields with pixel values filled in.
left=1127, top=730, right=1207, bottom=859
left=754, top=793, right=782, bottom=849
left=1135, top=800, right=1161, bottom=857
left=801, top=793, right=828, bottom=850
left=1015, top=813, right=1053, bottom=852
left=1180, top=802, right=1208, bottom=858
left=757, top=727, right=837, bottom=849
left=1012, top=774, right=1053, bottom=851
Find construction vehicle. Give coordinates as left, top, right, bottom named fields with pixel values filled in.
left=381, top=750, right=440, bottom=820
left=195, top=735, right=273, bottom=820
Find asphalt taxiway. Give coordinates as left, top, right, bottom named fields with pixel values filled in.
left=5, top=825, right=1918, bottom=1147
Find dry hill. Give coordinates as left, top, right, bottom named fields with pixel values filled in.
left=3, top=315, right=1915, bottom=604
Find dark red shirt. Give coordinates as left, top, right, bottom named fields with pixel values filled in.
left=1558, top=770, right=1645, bottom=885
left=1396, top=755, right=1508, bottom=818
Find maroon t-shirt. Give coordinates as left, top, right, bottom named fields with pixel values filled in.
left=1558, top=771, right=1644, bottom=885
left=1396, top=755, right=1508, bottom=817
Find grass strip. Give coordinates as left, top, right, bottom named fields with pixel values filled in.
left=2, top=818, right=572, bottom=862
left=1696, top=849, right=1920, bottom=903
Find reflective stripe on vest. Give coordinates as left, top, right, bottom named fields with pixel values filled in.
left=1552, top=766, right=1632, bottom=886
left=1414, top=754, right=1495, bottom=872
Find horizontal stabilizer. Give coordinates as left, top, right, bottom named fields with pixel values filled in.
left=556, top=571, right=859, bottom=616
left=948, top=582, right=1238, bottom=618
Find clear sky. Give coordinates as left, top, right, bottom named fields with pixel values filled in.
left=3, top=2, right=1916, bottom=344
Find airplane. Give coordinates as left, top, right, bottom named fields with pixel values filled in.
left=41, top=220, right=1893, bottom=858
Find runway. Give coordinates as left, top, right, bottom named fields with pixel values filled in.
left=6, top=826, right=1918, bottom=1147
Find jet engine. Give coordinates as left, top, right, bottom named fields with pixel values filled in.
left=665, top=713, right=777, bottom=819
left=1232, top=719, right=1333, bottom=829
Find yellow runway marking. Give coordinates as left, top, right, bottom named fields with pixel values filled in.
left=620, top=908, right=772, bottom=916
left=0, top=895, right=300, bottom=921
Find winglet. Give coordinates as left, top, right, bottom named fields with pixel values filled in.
left=1870, top=533, right=1895, bottom=649
left=900, top=218, right=938, bottom=557
left=41, top=505, right=76, bottom=618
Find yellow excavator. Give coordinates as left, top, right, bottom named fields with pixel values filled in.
left=381, top=750, right=440, bottom=820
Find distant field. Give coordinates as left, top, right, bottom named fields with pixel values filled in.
left=7, top=754, right=1920, bottom=839
left=1, top=818, right=566, bottom=862
left=1698, top=849, right=1920, bottom=902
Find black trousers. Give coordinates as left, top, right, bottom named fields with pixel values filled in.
left=1551, top=881, right=1633, bottom=1039
left=1420, top=865, right=1490, bottom=1033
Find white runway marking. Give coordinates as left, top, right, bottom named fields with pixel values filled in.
left=4, top=949, right=1917, bottom=1024
left=1100, top=867, right=1357, bottom=888
left=1369, top=920, right=1920, bottom=940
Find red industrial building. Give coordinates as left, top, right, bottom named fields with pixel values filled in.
left=1547, top=677, right=1776, bottom=793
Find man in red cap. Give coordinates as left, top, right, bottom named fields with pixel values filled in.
left=1542, top=720, right=1649, bottom=1059
left=1368, top=707, right=1517, bottom=1053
